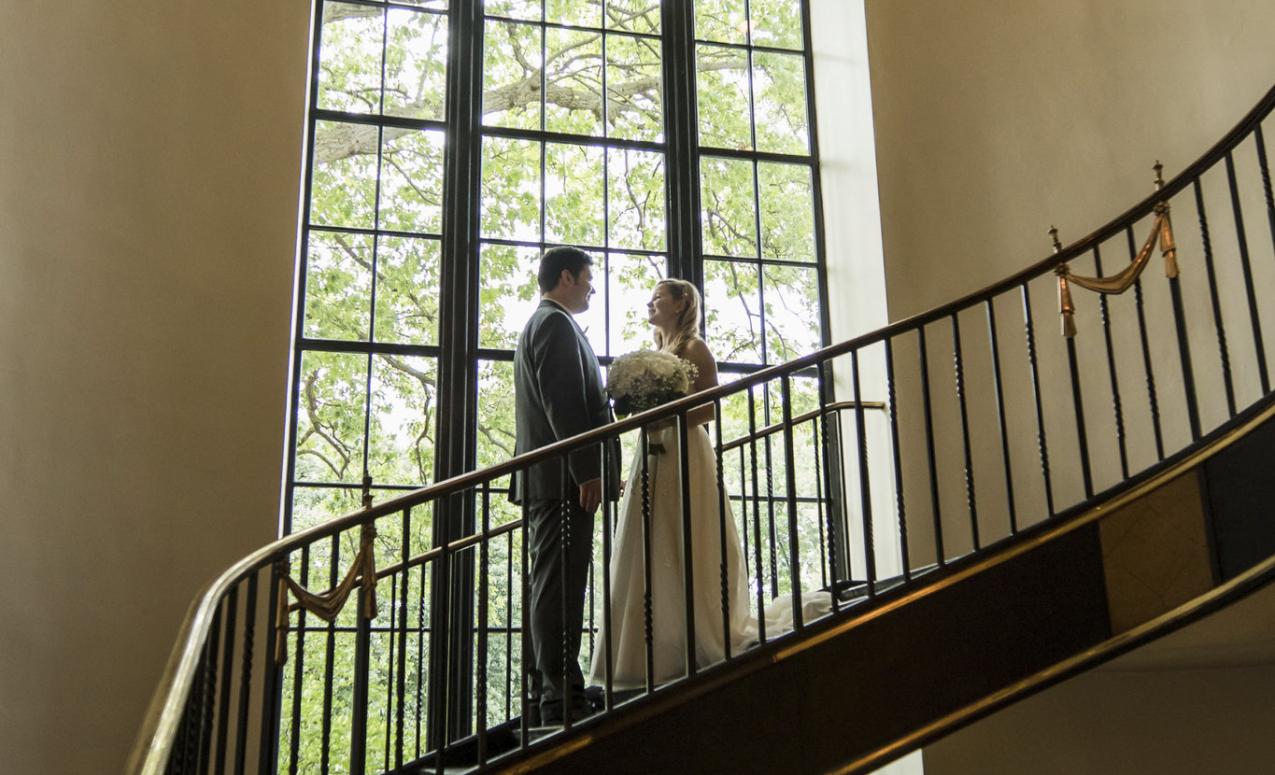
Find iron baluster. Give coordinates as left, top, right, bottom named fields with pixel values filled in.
left=1225, top=151, right=1271, bottom=394
left=285, top=549, right=307, bottom=775
left=1128, top=226, right=1166, bottom=460
left=505, top=530, right=514, bottom=721
left=1054, top=227, right=1095, bottom=500
left=1195, top=177, right=1238, bottom=416
left=1256, top=124, right=1275, bottom=270
left=349, top=539, right=372, bottom=775
left=215, top=585, right=239, bottom=775
left=678, top=410, right=699, bottom=670
left=640, top=427, right=656, bottom=693
left=518, top=498, right=530, bottom=749
left=199, top=607, right=222, bottom=775
left=818, top=362, right=845, bottom=603
left=763, top=391, right=780, bottom=599
left=950, top=313, right=980, bottom=549
left=233, top=572, right=258, bottom=775
left=714, top=398, right=732, bottom=660
left=559, top=461, right=573, bottom=733
left=320, top=536, right=338, bottom=775
left=984, top=301, right=1018, bottom=534
left=1021, top=282, right=1056, bottom=516
left=883, top=338, right=911, bottom=581
left=747, top=386, right=767, bottom=643
left=476, top=491, right=490, bottom=766
left=780, top=375, right=807, bottom=627
left=1092, top=245, right=1130, bottom=480
left=1167, top=251, right=1203, bottom=440
left=601, top=429, right=615, bottom=709
left=812, top=412, right=827, bottom=589
left=917, top=327, right=946, bottom=565
left=850, top=352, right=876, bottom=596
left=395, top=510, right=411, bottom=769
left=258, top=562, right=284, bottom=775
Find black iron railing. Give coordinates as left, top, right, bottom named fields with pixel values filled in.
left=131, top=83, right=1275, bottom=774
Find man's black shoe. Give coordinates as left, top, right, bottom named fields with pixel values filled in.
left=539, top=701, right=595, bottom=726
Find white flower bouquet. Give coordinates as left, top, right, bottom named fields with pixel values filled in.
left=607, top=350, right=698, bottom=418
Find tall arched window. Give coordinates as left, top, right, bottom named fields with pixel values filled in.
left=281, top=1, right=829, bottom=767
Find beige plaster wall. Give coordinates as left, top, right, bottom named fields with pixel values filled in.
left=0, top=1, right=310, bottom=770
left=923, top=578, right=1275, bottom=774
left=925, top=660, right=1275, bottom=774
left=863, top=0, right=1275, bottom=566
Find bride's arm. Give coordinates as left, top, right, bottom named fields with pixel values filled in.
left=680, top=339, right=719, bottom=428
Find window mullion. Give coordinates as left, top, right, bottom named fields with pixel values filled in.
left=431, top=0, right=486, bottom=749
left=661, top=0, right=702, bottom=286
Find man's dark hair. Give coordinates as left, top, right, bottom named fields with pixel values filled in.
left=537, top=246, right=593, bottom=293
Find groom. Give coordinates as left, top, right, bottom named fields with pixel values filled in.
left=510, top=246, right=620, bottom=725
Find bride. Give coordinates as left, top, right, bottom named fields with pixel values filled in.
left=589, top=279, right=830, bottom=690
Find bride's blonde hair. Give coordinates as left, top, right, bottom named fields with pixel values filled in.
left=652, top=279, right=703, bottom=356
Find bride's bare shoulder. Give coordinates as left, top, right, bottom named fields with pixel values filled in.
left=681, top=337, right=715, bottom=362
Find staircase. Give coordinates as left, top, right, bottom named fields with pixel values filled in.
left=130, top=83, right=1275, bottom=775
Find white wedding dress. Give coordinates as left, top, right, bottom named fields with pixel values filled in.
left=589, top=423, right=831, bottom=689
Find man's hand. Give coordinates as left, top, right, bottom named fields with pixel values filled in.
left=578, top=478, right=603, bottom=514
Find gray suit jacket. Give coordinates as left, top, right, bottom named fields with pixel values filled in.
left=510, top=300, right=621, bottom=504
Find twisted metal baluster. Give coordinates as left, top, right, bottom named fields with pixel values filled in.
left=1092, top=245, right=1130, bottom=480
left=1195, top=177, right=1237, bottom=417
left=1127, top=226, right=1166, bottom=460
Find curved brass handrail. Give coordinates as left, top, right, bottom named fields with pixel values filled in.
left=130, top=81, right=1275, bottom=774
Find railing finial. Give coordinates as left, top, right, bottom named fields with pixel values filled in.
left=1052, top=227, right=1076, bottom=337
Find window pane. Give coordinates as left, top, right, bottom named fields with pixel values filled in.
left=749, top=0, right=803, bottom=50
left=752, top=51, right=809, bottom=155
left=546, top=27, right=604, bottom=136
left=485, top=0, right=540, bottom=21
left=477, top=360, right=518, bottom=469
left=758, top=162, right=815, bottom=262
left=696, top=44, right=751, bottom=150
left=373, top=236, right=440, bottom=345
left=292, top=486, right=362, bottom=533
left=367, top=355, right=437, bottom=486
left=378, top=128, right=445, bottom=233
left=384, top=8, right=448, bottom=120
left=546, top=0, right=602, bottom=28
left=318, top=2, right=384, bottom=115
left=479, top=243, right=541, bottom=349
left=700, top=156, right=757, bottom=258
left=481, top=137, right=542, bottom=240
left=605, top=33, right=663, bottom=142
left=763, top=263, right=821, bottom=362
left=545, top=143, right=604, bottom=246
left=296, top=351, right=369, bottom=484
left=608, top=252, right=666, bottom=356
left=483, top=21, right=543, bottom=130
left=704, top=260, right=762, bottom=363
left=304, top=231, right=373, bottom=341
left=695, top=0, right=747, bottom=45
left=608, top=149, right=667, bottom=251
left=606, top=0, right=661, bottom=35
left=576, top=260, right=607, bottom=356
left=311, top=120, right=378, bottom=228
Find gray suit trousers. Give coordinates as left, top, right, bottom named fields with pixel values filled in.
left=524, top=496, right=595, bottom=709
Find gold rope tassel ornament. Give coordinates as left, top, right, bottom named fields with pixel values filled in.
left=1051, top=162, right=1182, bottom=337
left=273, top=522, right=380, bottom=665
